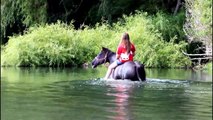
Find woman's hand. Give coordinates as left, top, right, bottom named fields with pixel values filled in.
left=132, top=52, right=135, bottom=56
left=116, top=54, right=120, bottom=59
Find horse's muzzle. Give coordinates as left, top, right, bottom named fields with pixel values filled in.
left=92, top=65, right=97, bottom=68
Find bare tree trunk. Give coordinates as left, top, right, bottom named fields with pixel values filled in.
left=173, top=0, right=181, bottom=15
left=205, top=45, right=212, bottom=56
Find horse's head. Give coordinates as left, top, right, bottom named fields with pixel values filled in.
left=91, top=47, right=110, bottom=68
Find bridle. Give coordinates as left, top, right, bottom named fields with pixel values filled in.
left=94, top=51, right=108, bottom=64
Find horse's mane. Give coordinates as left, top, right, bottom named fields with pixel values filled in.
left=103, top=47, right=115, bottom=55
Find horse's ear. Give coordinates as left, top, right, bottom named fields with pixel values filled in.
left=102, top=47, right=107, bottom=51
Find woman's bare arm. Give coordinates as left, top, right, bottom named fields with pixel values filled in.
left=116, top=54, right=120, bottom=59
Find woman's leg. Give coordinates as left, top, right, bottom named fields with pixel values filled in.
left=104, top=61, right=118, bottom=79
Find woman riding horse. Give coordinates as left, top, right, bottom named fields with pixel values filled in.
left=91, top=47, right=146, bottom=81
left=104, top=32, right=136, bottom=79
left=91, top=32, right=146, bottom=81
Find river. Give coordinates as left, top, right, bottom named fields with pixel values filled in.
left=1, top=67, right=212, bottom=120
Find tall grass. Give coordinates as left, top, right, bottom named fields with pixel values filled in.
left=152, top=11, right=186, bottom=43
left=1, top=12, right=191, bottom=68
left=203, top=62, right=212, bottom=73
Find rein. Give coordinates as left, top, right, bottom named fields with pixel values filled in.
left=95, top=51, right=108, bottom=64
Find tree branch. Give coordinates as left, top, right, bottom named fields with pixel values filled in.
left=182, top=50, right=212, bottom=57
left=173, top=0, right=181, bottom=15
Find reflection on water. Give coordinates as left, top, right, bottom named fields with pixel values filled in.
left=1, top=67, right=212, bottom=120
left=105, top=81, right=135, bottom=120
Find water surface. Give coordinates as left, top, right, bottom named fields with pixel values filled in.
left=1, top=67, right=212, bottom=120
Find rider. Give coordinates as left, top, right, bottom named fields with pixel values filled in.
left=104, top=32, right=136, bottom=79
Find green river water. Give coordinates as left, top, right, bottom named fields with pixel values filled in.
left=1, top=67, right=212, bottom=120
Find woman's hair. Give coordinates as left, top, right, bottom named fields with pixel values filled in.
left=120, top=32, right=131, bottom=53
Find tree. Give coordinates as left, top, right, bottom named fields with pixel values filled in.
left=1, top=0, right=47, bottom=44
left=184, top=0, right=212, bottom=55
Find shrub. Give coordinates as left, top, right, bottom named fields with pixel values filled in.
left=203, top=62, right=212, bottom=73
left=1, top=12, right=191, bottom=68
left=152, top=11, right=186, bottom=43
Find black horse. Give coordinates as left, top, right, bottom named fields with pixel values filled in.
left=91, top=47, right=146, bottom=81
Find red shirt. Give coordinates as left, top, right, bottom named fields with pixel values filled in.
left=117, top=43, right=135, bottom=63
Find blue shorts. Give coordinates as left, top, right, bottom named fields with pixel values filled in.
left=116, top=60, right=123, bottom=65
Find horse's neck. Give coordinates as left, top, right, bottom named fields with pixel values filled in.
left=108, top=52, right=117, bottom=64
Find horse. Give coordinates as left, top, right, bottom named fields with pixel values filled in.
left=91, top=47, right=146, bottom=81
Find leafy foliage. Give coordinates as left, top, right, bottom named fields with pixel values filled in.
left=1, top=12, right=191, bottom=68
left=1, top=0, right=184, bottom=44
left=152, top=11, right=186, bottom=42
left=184, top=0, right=212, bottom=53
left=1, top=0, right=47, bottom=44
left=203, top=62, right=212, bottom=73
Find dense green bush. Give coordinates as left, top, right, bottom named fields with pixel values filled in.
left=152, top=11, right=186, bottom=43
left=203, top=62, right=212, bottom=73
left=1, top=12, right=191, bottom=68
